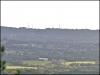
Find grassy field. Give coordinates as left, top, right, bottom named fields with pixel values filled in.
left=3, top=60, right=99, bottom=74
left=6, top=66, right=38, bottom=70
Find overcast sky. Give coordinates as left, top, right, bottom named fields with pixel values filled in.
left=1, top=1, right=99, bottom=29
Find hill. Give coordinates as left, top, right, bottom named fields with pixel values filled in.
left=1, top=26, right=99, bottom=63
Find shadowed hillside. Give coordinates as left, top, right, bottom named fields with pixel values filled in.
left=1, top=26, right=99, bottom=63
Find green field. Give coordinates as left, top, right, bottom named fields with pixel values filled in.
left=3, top=60, right=99, bottom=74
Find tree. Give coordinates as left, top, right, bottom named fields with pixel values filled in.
left=0, top=46, right=6, bottom=72
left=0, top=45, right=21, bottom=74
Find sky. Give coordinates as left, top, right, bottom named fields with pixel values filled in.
left=1, top=1, right=99, bottom=29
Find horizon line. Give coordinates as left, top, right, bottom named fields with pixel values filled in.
left=1, top=26, right=99, bottom=30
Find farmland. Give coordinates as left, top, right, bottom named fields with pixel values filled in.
left=3, top=60, right=99, bottom=74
